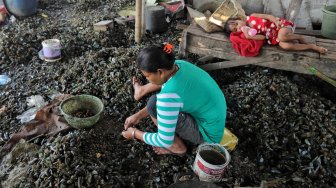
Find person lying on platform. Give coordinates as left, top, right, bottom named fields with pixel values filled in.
left=224, top=13, right=328, bottom=54
left=122, top=44, right=227, bottom=155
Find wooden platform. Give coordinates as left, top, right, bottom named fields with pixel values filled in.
left=179, top=23, right=336, bottom=80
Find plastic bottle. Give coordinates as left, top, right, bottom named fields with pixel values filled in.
left=0, top=75, right=11, bottom=85
left=241, top=26, right=257, bottom=36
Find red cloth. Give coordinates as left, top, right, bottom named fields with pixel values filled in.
left=230, top=32, right=265, bottom=57
left=0, top=5, right=7, bottom=15
left=0, top=5, right=7, bottom=22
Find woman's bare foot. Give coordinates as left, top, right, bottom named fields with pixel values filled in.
left=153, top=147, right=186, bottom=156
left=132, top=77, right=143, bottom=101
left=314, top=46, right=328, bottom=54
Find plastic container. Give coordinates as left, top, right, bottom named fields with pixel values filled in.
left=220, top=128, right=238, bottom=151
left=241, top=26, right=257, bottom=36
left=41, top=39, right=62, bottom=62
left=145, top=5, right=168, bottom=34
left=3, top=0, right=38, bottom=17
left=59, top=95, right=104, bottom=129
left=193, top=143, right=230, bottom=182
left=0, top=75, right=11, bottom=85
left=321, top=5, right=336, bottom=39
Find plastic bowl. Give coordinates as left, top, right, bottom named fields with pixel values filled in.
left=59, top=94, right=104, bottom=129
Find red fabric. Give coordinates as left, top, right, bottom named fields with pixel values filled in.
left=0, top=5, right=7, bottom=22
left=0, top=5, right=7, bottom=15
left=230, top=32, right=265, bottom=57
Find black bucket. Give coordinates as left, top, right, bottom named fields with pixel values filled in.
left=145, top=5, right=168, bottom=34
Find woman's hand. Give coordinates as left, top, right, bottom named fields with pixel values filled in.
left=124, top=113, right=140, bottom=130
left=122, top=127, right=136, bottom=140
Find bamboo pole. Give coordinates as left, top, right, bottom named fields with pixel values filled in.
left=141, top=0, right=146, bottom=37
left=135, top=0, right=142, bottom=43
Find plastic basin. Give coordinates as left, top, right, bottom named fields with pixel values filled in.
left=59, top=95, right=104, bottom=129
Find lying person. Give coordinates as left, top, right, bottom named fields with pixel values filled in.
left=224, top=13, right=328, bottom=54
left=122, top=44, right=227, bottom=155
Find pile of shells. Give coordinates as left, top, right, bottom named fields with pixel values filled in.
left=0, top=0, right=335, bottom=187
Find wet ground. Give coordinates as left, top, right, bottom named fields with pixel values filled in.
left=1, top=0, right=336, bottom=187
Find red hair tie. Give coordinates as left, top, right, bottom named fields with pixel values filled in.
left=163, top=43, right=173, bottom=54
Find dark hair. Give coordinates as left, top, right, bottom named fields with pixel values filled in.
left=223, top=17, right=241, bottom=37
left=136, top=45, right=175, bottom=73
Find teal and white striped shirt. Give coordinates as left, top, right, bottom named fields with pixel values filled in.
left=144, top=93, right=183, bottom=147
left=143, top=60, right=227, bottom=148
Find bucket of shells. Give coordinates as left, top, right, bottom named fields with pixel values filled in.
left=59, top=94, right=104, bottom=129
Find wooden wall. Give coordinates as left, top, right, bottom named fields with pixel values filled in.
left=239, top=0, right=336, bottom=29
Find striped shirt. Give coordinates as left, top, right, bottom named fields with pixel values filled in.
left=144, top=93, right=183, bottom=147
left=143, top=60, right=226, bottom=147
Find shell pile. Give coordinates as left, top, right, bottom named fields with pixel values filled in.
left=0, top=0, right=335, bottom=187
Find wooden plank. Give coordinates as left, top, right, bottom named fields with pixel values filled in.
left=316, top=42, right=336, bottom=52
left=256, top=60, right=310, bottom=75
left=187, top=48, right=336, bottom=79
left=187, top=33, right=233, bottom=52
left=200, top=58, right=336, bottom=80
left=265, top=36, right=318, bottom=59
left=93, top=20, right=113, bottom=31
left=199, top=57, right=275, bottom=71
left=187, top=45, right=242, bottom=60
left=181, top=22, right=335, bottom=79
left=179, top=30, right=188, bottom=57
left=197, top=56, right=215, bottom=63
left=295, top=29, right=321, bottom=37
left=302, top=35, right=316, bottom=44
left=186, top=24, right=229, bottom=42
left=320, top=52, right=336, bottom=61
left=201, top=59, right=311, bottom=76
left=187, top=43, right=319, bottom=62
left=316, top=38, right=336, bottom=44
left=305, top=58, right=336, bottom=79
left=186, top=24, right=319, bottom=59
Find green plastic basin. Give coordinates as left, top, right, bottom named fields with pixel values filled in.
left=59, top=94, right=104, bottom=129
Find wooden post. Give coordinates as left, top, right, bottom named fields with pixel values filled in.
left=141, top=0, right=146, bottom=36
left=135, top=0, right=142, bottom=43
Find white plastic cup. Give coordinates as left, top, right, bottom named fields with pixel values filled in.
left=42, top=39, right=61, bottom=61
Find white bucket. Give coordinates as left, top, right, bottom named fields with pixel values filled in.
left=41, top=39, right=61, bottom=62
left=192, top=143, right=230, bottom=182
